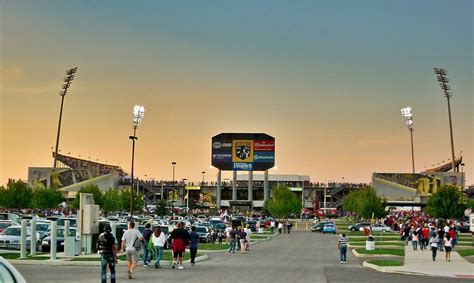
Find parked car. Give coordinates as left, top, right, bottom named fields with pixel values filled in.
left=0, top=213, right=20, bottom=224
left=0, top=226, right=39, bottom=251
left=348, top=222, right=371, bottom=232
left=0, top=256, right=26, bottom=283
left=197, top=215, right=207, bottom=222
left=41, top=227, right=78, bottom=252
left=246, top=220, right=258, bottom=232
left=323, top=223, right=337, bottom=234
left=32, top=221, right=52, bottom=240
left=370, top=224, right=391, bottom=232
left=56, top=218, right=77, bottom=228
left=0, top=220, right=14, bottom=233
left=193, top=226, right=213, bottom=243
left=311, top=221, right=332, bottom=232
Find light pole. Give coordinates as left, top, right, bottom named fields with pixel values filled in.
left=53, top=67, right=78, bottom=168
left=434, top=68, right=457, bottom=172
left=171, top=162, right=176, bottom=206
left=401, top=107, right=415, bottom=173
left=129, top=105, right=145, bottom=217
left=202, top=171, right=206, bottom=184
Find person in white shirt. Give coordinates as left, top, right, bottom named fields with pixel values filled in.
left=244, top=225, right=252, bottom=251
left=278, top=222, right=283, bottom=234
left=151, top=226, right=167, bottom=269
left=225, top=225, right=232, bottom=245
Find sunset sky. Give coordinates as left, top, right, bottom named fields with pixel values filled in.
left=1, top=1, right=472, bottom=186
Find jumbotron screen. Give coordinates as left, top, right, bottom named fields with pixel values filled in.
left=211, top=133, right=275, bottom=171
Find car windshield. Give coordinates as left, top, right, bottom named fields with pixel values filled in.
left=195, top=227, right=207, bottom=233
left=0, top=223, right=11, bottom=229
left=325, top=224, right=334, bottom=227
left=57, top=219, right=77, bottom=227
left=3, top=227, right=23, bottom=236
left=36, top=224, right=49, bottom=231
left=56, top=229, right=76, bottom=238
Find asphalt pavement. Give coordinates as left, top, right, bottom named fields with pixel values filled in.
left=12, top=231, right=473, bottom=283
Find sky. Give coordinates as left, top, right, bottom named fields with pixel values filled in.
left=1, top=0, right=472, bottom=186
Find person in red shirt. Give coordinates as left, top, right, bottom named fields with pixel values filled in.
left=422, top=226, right=430, bottom=250
left=448, top=228, right=457, bottom=249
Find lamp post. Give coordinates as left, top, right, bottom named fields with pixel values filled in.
left=434, top=68, right=457, bottom=172
left=129, top=105, right=145, bottom=217
left=171, top=162, right=176, bottom=207
left=401, top=107, right=415, bottom=173
left=53, top=67, right=78, bottom=168
left=201, top=171, right=206, bottom=185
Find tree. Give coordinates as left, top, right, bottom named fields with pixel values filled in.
left=427, top=184, right=466, bottom=219
left=0, top=180, right=33, bottom=208
left=265, top=186, right=302, bottom=219
left=31, top=187, right=64, bottom=209
left=342, top=186, right=386, bottom=219
left=155, top=200, right=168, bottom=216
left=102, top=188, right=123, bottom=213
left=70, top=185, right=104, bottom=209
left=120, top=189, right=144, bottom=213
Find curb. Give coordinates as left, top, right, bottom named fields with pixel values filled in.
left=362, top=261, right=425, bottom=277
left=7, top=254, right=209, bottom=266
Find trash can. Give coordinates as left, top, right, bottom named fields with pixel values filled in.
left=366, top=235, right=375, bottom=251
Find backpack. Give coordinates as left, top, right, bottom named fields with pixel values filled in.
left=133, top=235, right=143, bottom=250
left=97, top=233, right=113, bottom=254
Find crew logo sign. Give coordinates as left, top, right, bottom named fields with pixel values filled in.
left=232, top=140, right=254, bottom=162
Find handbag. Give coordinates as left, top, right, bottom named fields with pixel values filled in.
left=133, top=235, right=143, bottom=250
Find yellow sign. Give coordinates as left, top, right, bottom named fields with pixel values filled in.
left=185, top=186, right=201, bottom=190
left=232, top=140, right=254, bottom=162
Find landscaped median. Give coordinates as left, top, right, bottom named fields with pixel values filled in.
left=366, top=259, right=404, bottom=266
left=353, top=248, right=404, bottom=257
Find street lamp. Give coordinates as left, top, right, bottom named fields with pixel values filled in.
left=171, top=162, right=176, bottom=206
left=53, top=67, right=78, bottom=168
left=401, top=107, right=415, bottom=173
left=202, top=171, right=206, bottom=184
left=129, top=105, right=145, bottom=216
left=434, top=68, right=457, bottom=172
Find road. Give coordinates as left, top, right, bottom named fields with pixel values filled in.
left=13, top=231, right=472, bottom=283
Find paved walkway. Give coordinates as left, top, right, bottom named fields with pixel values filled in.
left=384, top=245, right=474, bottom=279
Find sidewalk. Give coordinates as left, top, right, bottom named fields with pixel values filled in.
left=383, top=245, right=474, bottom=279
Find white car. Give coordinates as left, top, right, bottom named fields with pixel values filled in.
left=0, top=256, right=26, bottom=283
left=370, top=224, right=391, bottom=232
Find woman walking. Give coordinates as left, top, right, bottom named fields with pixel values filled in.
left=429, top=234, right=438, bottom=261
left=169, top=222, right=190, bottom=270
left=151, top=226, right=167, bottom=269
left=444, top=234, right=453, bottom=262
left=411, top=231, right=418, bottom=251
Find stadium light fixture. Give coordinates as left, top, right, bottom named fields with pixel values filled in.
left=129, top=105, right=145, bottom=217
left=53, top=67, right=78, bottom=168
left=401, top=107, right=415, bottom=173
left=433, top=67, right=457, bottom=172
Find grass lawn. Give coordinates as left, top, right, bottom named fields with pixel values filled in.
left=456, top=249, right=474, bottom=257
left=355, top=248, right=405, bottom=256
left=367, top=259, right=404, bottom=266
left=0, top=253, right=56, bottom=260
left=199, top=243, right=229, bottom=250
left=71, top=252, right=200, bottom=262
left=251, top=235, right=269, bottom=240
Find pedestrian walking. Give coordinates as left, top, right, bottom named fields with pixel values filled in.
left=142, top=223, right=153, bottom=267
left=189, top=226, right=199, bottom=266
left=429, top=234, right=438, bottom=261
left=244, top=225, right=252, bottom=251
left=151, top=226, right=167, bottom=269
left=437, top=227, right=445, bottom=252
left=120, top=221, right=143, bottom=280
left=411, top=231, right=418, bottom=251
left=287, top=222, right=292, bottom=234
left=239, top=227, right=247, bottom=253
left=278, top=222, right=283, bottom=234
left=225, top=225, right=232, bottom=245
left=97, top=225, right=117, bottom=283
left=228, top=226, right=238, bottom=253
left=270, top=221, right=275, bottom=233
left=169, top=222, right=190, bottom=270
left=444, top=234, right=453, bottom=262
left=338, top=233, right=349, bottom=264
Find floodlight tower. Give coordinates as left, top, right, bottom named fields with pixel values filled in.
left=53, top=67, right=78, bottom=168
left=401, top=107, right=415, bottom=173
left=129, top=105, right=145, bottom=216
left=433, top=68, right=457, bottom=172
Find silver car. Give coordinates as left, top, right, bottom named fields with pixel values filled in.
left=0, top=226, right=39, bottom=251
left=0, top=256, right=26, bottom=283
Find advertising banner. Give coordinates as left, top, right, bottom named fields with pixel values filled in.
left=211, top=133, right=275, bottom=171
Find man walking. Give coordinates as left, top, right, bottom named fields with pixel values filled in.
left=97, top=225, right=117, bottom=283
left=337, top=233, right=349, bottom=264
left=229, top=226, right=238, bottom=253
left=188, top=226, right=199, bottom=266
left=142, top=223, right=153, bottom=267
left=120, top=221, right=143, bottom=279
